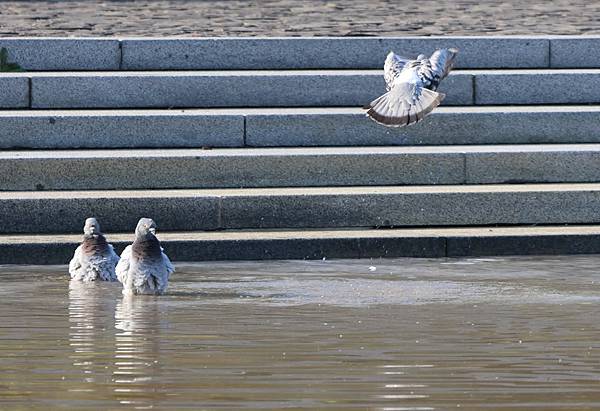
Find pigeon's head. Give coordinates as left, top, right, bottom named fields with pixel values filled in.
left=83, top=217, right=101, bottom=236
left=135, top=218, right=157, bottom=239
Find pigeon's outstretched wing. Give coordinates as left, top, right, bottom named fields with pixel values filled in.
left=366, top=48, right=458, bottom=127
left=429, top=47, right=459, bottom=82
left=384, top=52, right=411, bottom=91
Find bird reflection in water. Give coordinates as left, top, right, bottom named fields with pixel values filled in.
left=68, top=280, right=116, bottom=390
left=113, top=296, right=165, bottom=409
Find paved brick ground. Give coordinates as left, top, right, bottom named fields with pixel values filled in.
left=0, top=0, right=598, bottom=37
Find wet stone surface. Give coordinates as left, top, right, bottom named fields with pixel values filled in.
left=1, top=255, right=600, bottom=409
left=0, top=0, right=599, bottom=37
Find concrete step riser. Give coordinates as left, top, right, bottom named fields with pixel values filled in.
left=3, top=147, right=600, bottom=191
left=0, top=112, right=244, bottom=149
left=23, top=73, right=470, bottom=109
left=0, top=78, right=28, bottom=109
left=2, top=186, right=600, bottom=234
left=2, top=107, right=599, bottom=149
left=0, top=150, right=464, bottom=190
left=2, top=226, right=600, bottom=264
left=2, top=71, right=595, bottom=109
left=1, top=37, right=598, bottom=70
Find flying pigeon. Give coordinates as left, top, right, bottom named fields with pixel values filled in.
left=69, top=218, right=120, bottom=282
left=116, top=218, right=174, bottom=295
left=364, top=48, right=459, bottom=127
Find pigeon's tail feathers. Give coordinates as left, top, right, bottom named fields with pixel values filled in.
left=364, top=83, right=445, bottom=127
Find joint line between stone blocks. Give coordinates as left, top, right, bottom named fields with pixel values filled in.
left=443, top=237, right=449, bottom=258
left=243, top=115, right=247, bottom=147
left=462, top=153, right=468, bottom=185
left=217, top=196, right=223, bottom=229
left=118, top=40, right=123, bottom=70
left=27, top=77, right=32, bottom=108
left=548, top=39, right=552, bottom=68
left=471, top=75, right=476, bottom=105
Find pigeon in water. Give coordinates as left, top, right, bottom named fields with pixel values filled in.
left=116, top=218, right=174, bottom=296
left=69, top=218, right=120, bottom=282
left=364, top=48, right=459, bottom=127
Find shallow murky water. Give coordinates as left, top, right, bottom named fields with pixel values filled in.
left=2, top=255, right=600, bottom=410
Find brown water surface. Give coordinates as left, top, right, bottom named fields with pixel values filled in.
left=1, top=256, right=600, bottom=410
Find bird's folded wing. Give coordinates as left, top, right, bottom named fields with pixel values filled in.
left=108, top=244, right=120, bottom=265
left=162, top=252, right=175, bottom=276
left=116, top=245, right=132, bottom=284
left=68, top=245, right=83, bottom=275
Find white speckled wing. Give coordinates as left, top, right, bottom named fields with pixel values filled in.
left=384, top=51, right=411, bottom=91
left=68, top=245, right=83, bottom=279
left=429, top=48, right=459, bottom=83
left=116, top=245, right=132, bottom=285
left=156, top=250, right=175, bottom=292
left=103, top=244, right=120, bottom=281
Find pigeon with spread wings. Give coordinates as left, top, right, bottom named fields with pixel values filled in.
left=364, top=48, right=458, bottom=127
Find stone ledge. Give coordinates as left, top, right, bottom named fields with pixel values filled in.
left=0, top=77, right=28, bottom=108
left=26, top=71, right=471, bottom=108
left=0, top=110, right=244, bottom=149
left=0, top=38, right=120, bottom=70
left=4, top=144, right=600, bottom=190
left=1, top=225, right=599, bottom=264
left=120, top=37, right=549, bottom=70
left=1, top=184, right=600, bottom=233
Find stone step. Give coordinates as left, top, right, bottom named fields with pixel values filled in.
left=22, top=70, right=472, bottom=108
left=2, top=144, right=600, bottom=191
left=1, top=184, right=600, bottom=234
left=1, top=36, right=598, bottom=71
left=1, top=106, right=599, bottom=149
left=2, top=69, right=600, bottom=109
left=2, top=225, right=599, bottom=264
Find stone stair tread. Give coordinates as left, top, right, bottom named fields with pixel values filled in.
left=4, top=143, right=600, bottom=158
left=3, top=182, right=600, bottom=198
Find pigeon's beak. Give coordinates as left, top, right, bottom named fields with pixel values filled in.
left=149, top=227, right=156, bottom=235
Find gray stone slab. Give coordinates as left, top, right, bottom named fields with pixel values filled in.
left=0, top=193, right=220, bottom=234
left=5, top=185, right=600, bottom=234
left=0, top=233, right=445, bottom=264
left=0, top=77, right=29, bottom=108
left=30, top=71, right=472, bottom=109
left=0, top=38, right=120, bottom=70
left=121, top=37, right=549, bottom=70
left=447, top=234, right=600, bottom=257
left=2, top=225, right=600, bottom=264
left=466, top=146, right=600, bottom=184
left=245, top=107, right=600, bottom=146
left=0, top=242, right=77, bottom=265
left=475, top=70, right=600, bottom=104
left=0, top=110, right=243, bottom=149
left=7, top=145, right=600, bottom=192
left=164, top=236, right=446, bottom=261
left=550, top=37, right=600, bottom=68
left=218, top=185, right=600, bottom=229
left=0, top=147, right=464, bottom=191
